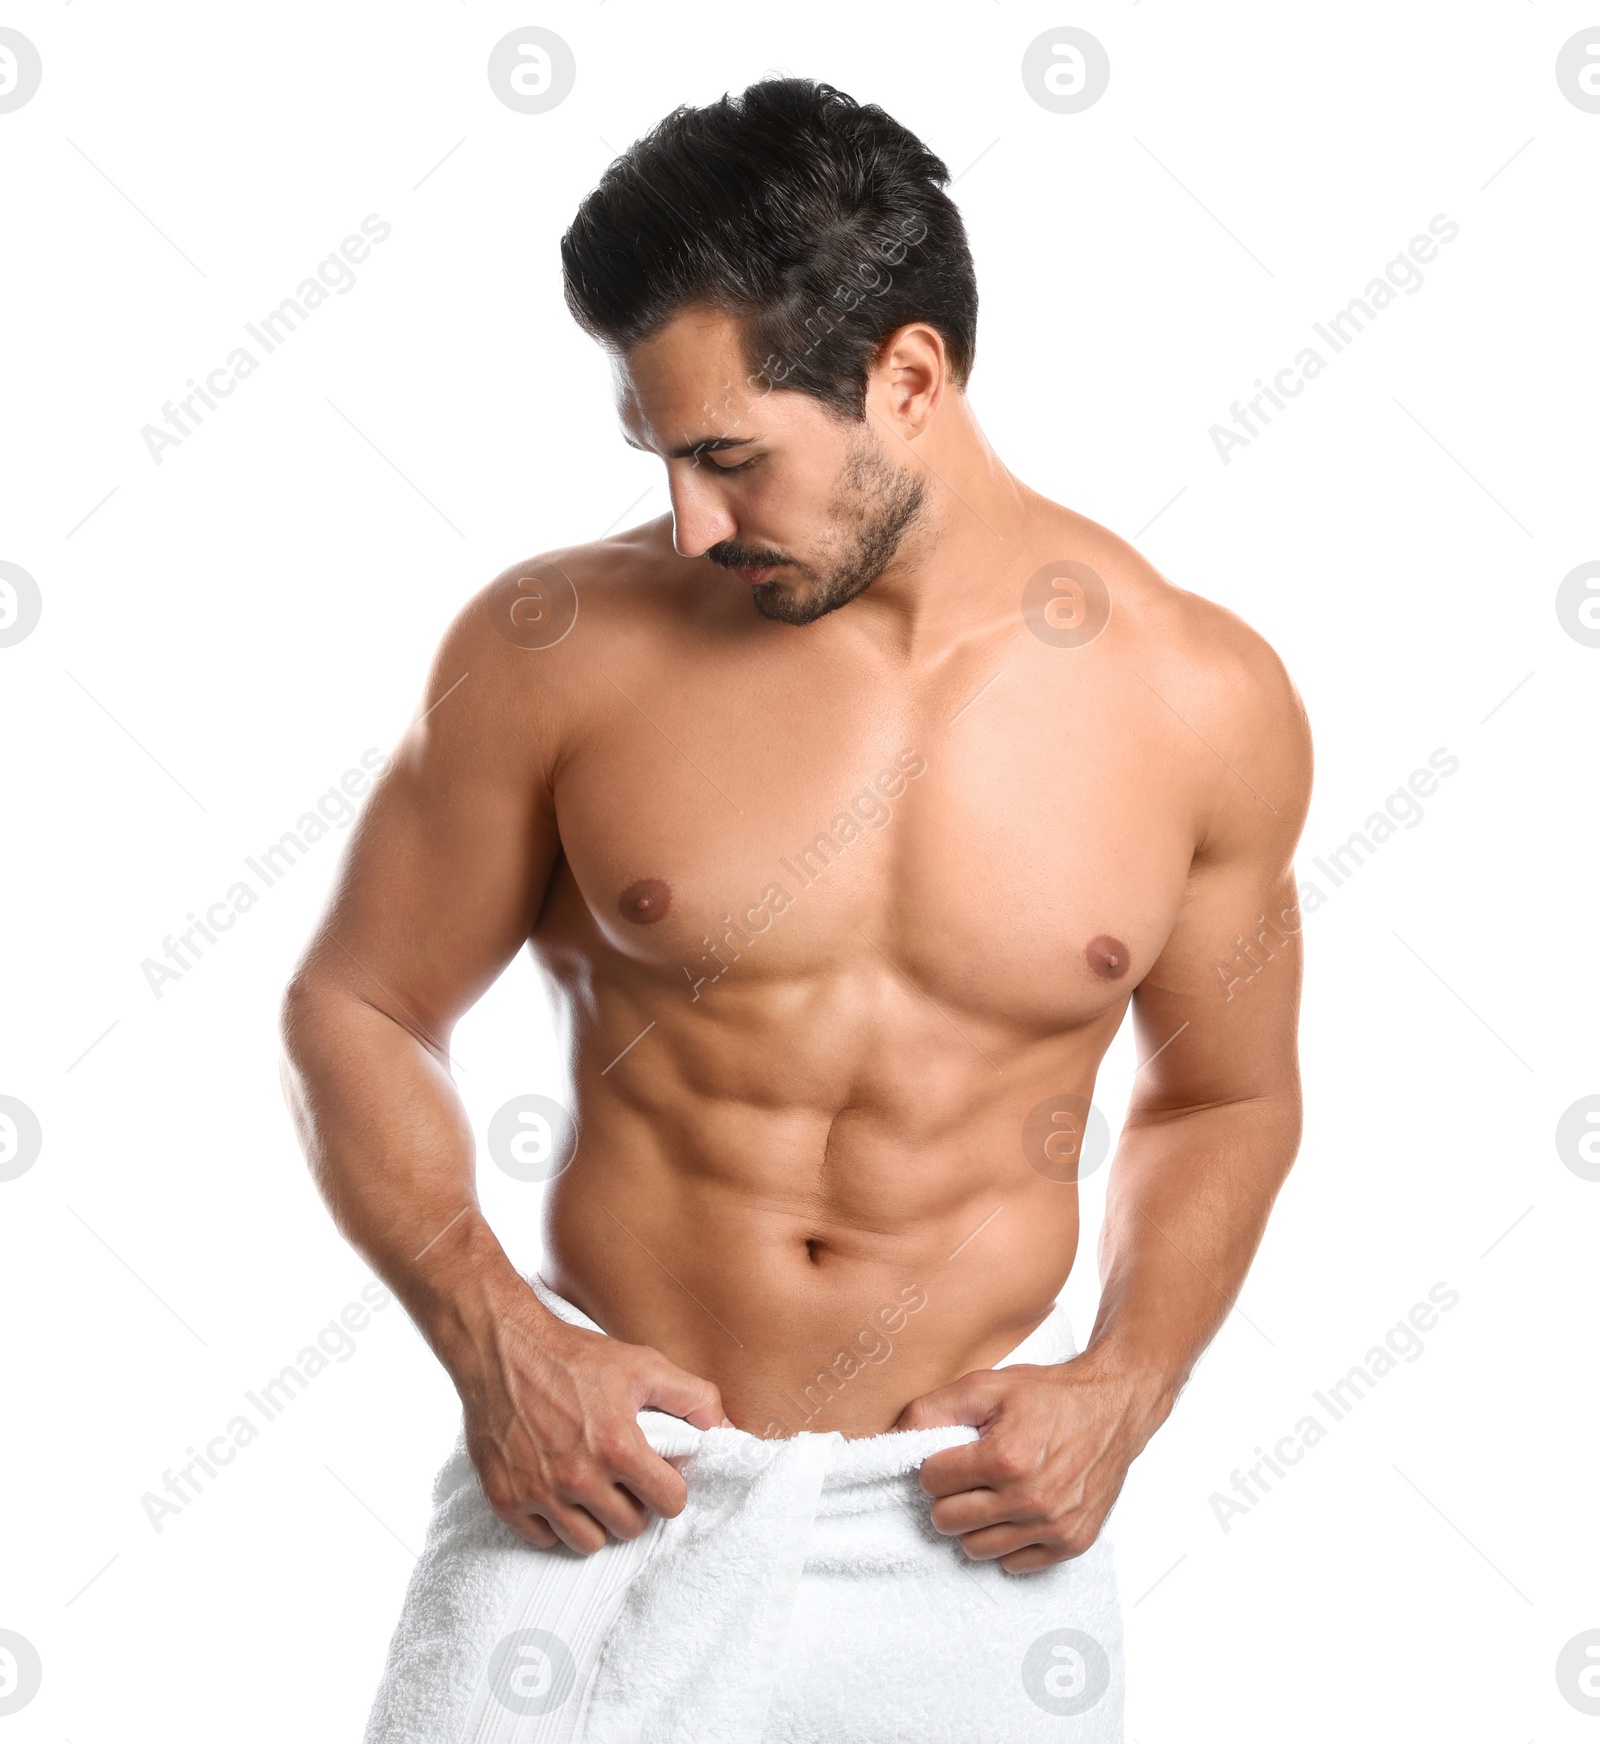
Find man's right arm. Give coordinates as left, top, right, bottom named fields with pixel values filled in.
left=278, top=571, right=724, bottom=1553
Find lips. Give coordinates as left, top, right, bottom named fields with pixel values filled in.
left=735, top=565, right=777, bottom=585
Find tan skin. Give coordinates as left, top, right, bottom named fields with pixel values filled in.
left=280, top=306, right=1312, bottom=1574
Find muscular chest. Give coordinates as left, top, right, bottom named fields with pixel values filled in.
left=541, top=639, right=1195, bottom=1028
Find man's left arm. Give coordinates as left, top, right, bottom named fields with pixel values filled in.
left=902, top=624, right=1313, bottom=1572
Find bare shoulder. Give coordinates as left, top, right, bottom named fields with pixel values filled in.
left=1050, top=503, right=1313, bottom=849
left=445, top=512, right=687, bottom=668
left=413, top=514, right=690, bottom=774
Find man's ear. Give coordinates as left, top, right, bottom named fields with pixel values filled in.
left=867, top=322, right=948, bottom=439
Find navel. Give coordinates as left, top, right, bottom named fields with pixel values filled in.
left=618, top=877, right=672, bottom=925
left=1085, top=934, right=1130, bottom=979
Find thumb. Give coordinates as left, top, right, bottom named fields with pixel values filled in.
left=637, top=1357, right=727, bottom=1430
left=894, top=1370, right=1001, bottom=1434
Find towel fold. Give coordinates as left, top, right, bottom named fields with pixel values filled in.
left=363, top=1280, right=1123, bottom=1743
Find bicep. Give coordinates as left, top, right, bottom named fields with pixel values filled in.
left=291, top=609, right=563, bottom=1044
left=1129, top=674, right=1312, bottom=1118
left=1130, top=853, right=1304, bottom=1117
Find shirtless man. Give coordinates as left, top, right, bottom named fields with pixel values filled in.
left=281, top=77, right=1310, bottom=1741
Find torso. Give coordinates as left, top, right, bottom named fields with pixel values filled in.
left=519, top=506, right=1227, bottom=1435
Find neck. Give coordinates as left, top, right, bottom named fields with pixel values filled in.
left=841, top=394, right=1044, bottom=659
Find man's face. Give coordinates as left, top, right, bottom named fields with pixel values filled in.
left=615, top=305, right=927, bottom=625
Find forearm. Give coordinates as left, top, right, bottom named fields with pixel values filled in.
left=278, top=980, right=538, bottom=1377
left=1081, top=1092, right=1302, bottom=1441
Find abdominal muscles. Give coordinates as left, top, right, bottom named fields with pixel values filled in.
left=539, top=976, right=1109, bottom=1437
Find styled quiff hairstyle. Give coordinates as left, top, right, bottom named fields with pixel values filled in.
left=560, top=78, right=977, bottom=418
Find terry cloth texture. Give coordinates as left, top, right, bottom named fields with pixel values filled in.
left=363, top=1279, right=1124, bottom=1742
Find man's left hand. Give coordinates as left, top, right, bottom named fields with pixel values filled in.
left=895, top=1355, right=1163, bottom=1573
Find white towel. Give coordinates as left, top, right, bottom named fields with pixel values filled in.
left=363, top=1280, right=1124, bottom=1742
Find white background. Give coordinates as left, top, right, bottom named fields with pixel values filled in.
left=2, top=3, right=1597, bottom=1739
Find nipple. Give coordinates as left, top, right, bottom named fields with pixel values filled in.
left=1085, top=934, right=1130, bottom=979
left=618, top=878, right=673, bottom=925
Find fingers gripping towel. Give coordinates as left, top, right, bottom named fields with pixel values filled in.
left=363, top=1281, right=1125, bottom=1743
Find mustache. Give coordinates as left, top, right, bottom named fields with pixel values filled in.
left=706, top=540, right=791, bottom=571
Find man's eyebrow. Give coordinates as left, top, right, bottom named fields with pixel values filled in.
left=622, top=434, right=761, bottom=460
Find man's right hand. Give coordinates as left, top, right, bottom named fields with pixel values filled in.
left=452, top=1286, right=727, bottom=1554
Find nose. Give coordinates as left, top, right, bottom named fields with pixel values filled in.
left=667, top=465, right=737, bottom=559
